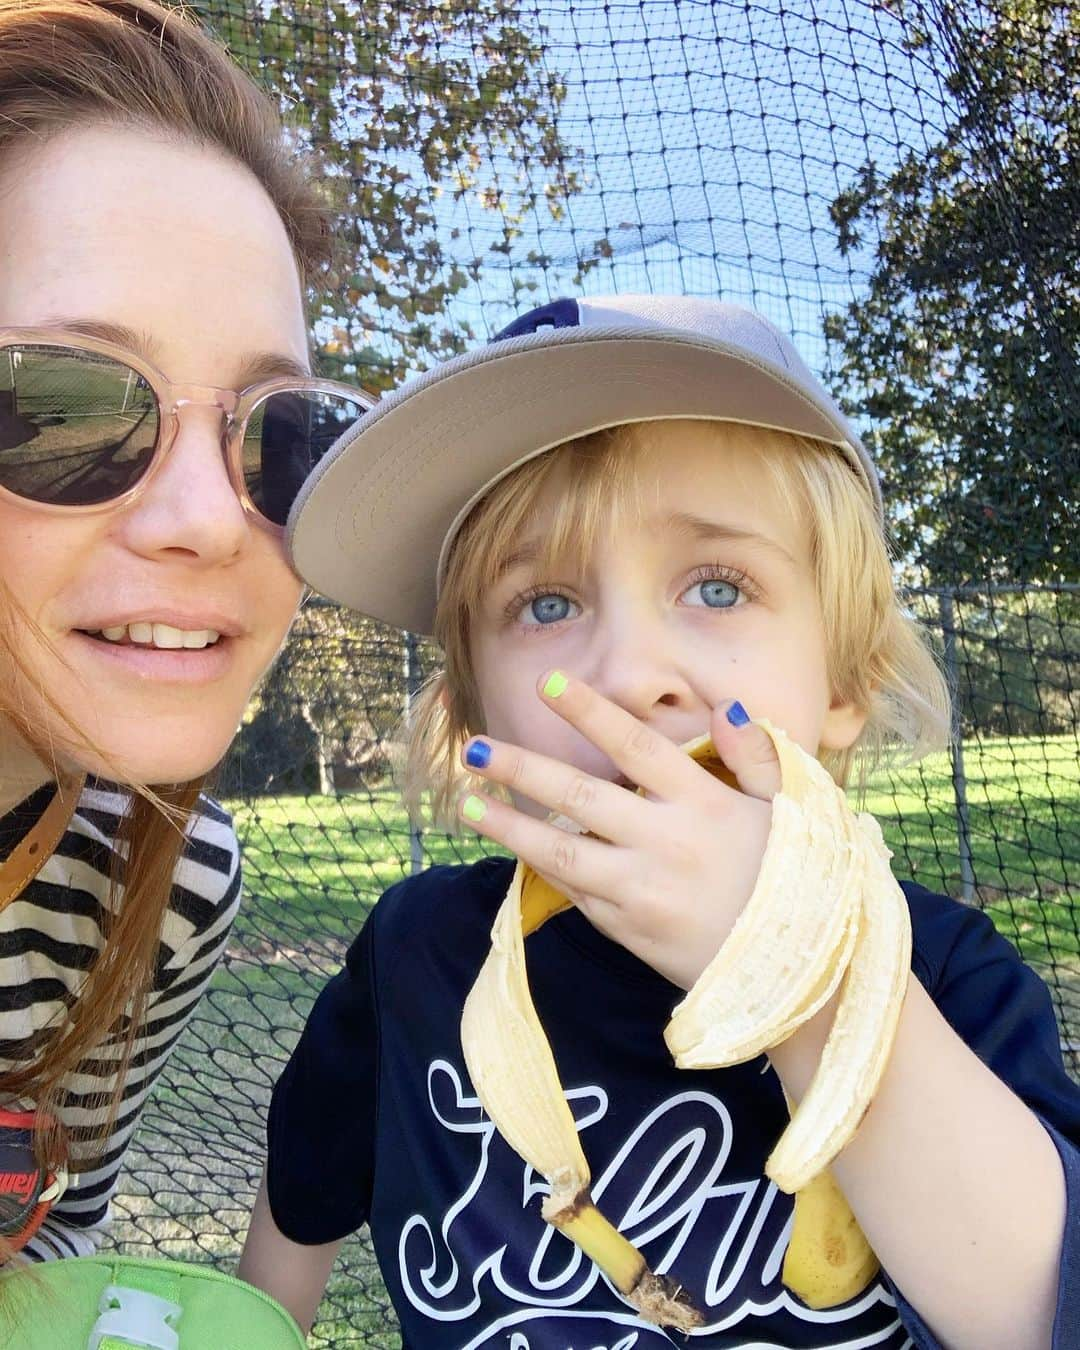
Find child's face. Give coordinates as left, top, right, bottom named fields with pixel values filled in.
left=469, top=422, right=866, bottom=816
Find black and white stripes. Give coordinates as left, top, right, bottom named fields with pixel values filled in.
left=0, top=780, right=240, bottom=1260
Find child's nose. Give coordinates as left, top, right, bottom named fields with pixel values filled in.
left=587, top=618, right=696, bottom=723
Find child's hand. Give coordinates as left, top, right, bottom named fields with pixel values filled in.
left=458, top=671, right=780, bottom=991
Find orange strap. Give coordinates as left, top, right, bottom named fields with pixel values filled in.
left=0, top=775, right=87, bottom=914
left=0, top=783, right=84, bottom=1254
left=0, top=1108, right=67, bottom=1253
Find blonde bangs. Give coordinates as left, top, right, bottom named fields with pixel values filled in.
left=406, top=425, right=643, bottom=824
left=436, top=424, right=644, bottom=636
left=404, top=419, right=951, bottom=825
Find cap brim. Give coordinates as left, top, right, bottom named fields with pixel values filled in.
left=287, top=326, right=877, bottom=635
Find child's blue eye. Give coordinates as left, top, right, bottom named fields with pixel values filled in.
left=684, top=578, right=742, bottom=608
left=521, top=593, right=577, bottom=625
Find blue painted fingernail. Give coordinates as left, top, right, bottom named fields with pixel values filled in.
left=465, top=739, right=492, bottom=769
left=726, top=700, right=750, bottom=727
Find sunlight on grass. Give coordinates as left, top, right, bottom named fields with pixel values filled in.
left=228, top=732, right=1079, bottom=965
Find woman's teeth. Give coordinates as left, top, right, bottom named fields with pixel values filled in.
left=92, top=623, right=222, bottom=649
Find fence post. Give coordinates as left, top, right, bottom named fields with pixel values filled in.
left=404, top=631, right=424, bottom=875
left=938, top=589, right=975, bottom=902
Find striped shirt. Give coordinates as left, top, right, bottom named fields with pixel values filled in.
left=0, top=778, right=240, bottom=1260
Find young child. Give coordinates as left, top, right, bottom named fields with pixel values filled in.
left=240, top=297, right=1079, bottom=1348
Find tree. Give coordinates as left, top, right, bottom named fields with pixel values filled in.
left=824, top=0, right=1079, bottom=584
left=231, top=604, right=434, bottom=796
left=198, top=0, right=585, bottom=388
left=948, top=588, right=1079, bottom=736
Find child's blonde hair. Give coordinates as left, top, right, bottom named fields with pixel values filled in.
left=404, top=420, right=950, bottom=825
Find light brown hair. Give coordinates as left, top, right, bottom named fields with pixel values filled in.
left=405, top=421, right=951, bottom=825
left=0, top=0, right=332, bottom=1241
left=0, top=0, right=333, bottom=284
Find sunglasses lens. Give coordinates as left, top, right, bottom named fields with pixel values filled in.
left=0, top=345, right=158, bottom=506
left=243, top=389, right=368, bottom=526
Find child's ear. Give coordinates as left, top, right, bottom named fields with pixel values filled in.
left=819, top=697, right=869, bottom=753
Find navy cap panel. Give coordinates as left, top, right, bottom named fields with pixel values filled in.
left=493, top=298, right=580, bottom=341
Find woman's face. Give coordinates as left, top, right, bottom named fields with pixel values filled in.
left=0, top=123, right=308, bottom=788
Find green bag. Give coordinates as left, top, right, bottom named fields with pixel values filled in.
left=0, top=1254, right=306, bottom=1349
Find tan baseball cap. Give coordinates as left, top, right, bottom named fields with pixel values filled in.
left=287, top=295, right=879, bottom=635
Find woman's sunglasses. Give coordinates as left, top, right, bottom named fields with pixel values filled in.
left=0, top=329, right=375, bottom=530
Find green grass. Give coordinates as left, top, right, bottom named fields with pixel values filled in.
left=862, top=735, right=1079, bottom=984
left=229, top=731, right=1079, bottom=960
left=862, top=734, right=1078, bottom=895
left=104, top=732, right=1077, bottom=1348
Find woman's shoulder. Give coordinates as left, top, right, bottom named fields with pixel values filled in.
left=185, top=791, right=240, bottom=870
left=76, top=779, right=241, bottom=926
left=75, top=779, right=233, bottom=836
left=153, top=792, right=242, bottom=979
left=167, top=791, right=242, bottom=937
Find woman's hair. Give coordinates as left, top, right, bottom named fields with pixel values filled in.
left=0, top=0, right=332, bottom=1233
left=0, top=0, right=333, bottom=283
left=404, top=420, right=951, bottom=826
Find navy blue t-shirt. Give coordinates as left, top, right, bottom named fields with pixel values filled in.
left=266, top=858, right=1080, bottom=1348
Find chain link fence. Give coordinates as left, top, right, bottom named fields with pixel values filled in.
left=103, top=1, right=1077, bottom=1344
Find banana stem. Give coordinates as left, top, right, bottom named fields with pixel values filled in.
left=543, top=1191, right=704, bottom=1332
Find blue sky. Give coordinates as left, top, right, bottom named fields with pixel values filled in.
left=392, top=0, right=956, bottom=381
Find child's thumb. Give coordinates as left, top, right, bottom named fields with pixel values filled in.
left=709, top=699, right=782, bottom=802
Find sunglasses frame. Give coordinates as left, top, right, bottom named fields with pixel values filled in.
left=0, top=327, right=376, bottom=532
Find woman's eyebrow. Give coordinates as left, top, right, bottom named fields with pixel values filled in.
left=36, top=316, right=155, bottom=354
left=35, top=316, right=311, bottom=382
left=667, top=511, right=798, bottom=566
left=233, top=350, right=314, bottom=383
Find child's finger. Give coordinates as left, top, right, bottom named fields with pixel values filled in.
left=708, top=699, right=782, bottom=802
left=458, top=790, right=626, bottom=903
left=460, top=735, right=651, bottom=842
left=536, top=669, right=711, bottom=800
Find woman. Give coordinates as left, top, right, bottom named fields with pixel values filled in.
left=0, top=0, right=368, bottom=1260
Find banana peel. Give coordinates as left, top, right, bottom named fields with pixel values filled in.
left=460, top=720, right=910, bottom=1326
left=461, top=864, right=702, bottom=1330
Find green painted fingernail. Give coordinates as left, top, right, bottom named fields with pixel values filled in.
left=462, top=795, right=487, bottom=823
left=543, top=670, right=569, bottom=699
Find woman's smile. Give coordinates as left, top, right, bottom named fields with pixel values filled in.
left=0, top=123, right=307, bottom=782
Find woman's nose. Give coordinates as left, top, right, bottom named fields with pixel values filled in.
left=116, top=405, right=251, bottom=563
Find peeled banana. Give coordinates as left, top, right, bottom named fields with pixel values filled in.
left=460, top=720, right=911, bottom=1327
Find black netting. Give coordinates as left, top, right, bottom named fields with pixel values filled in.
left=104, top=2, right=1077, bottom=1344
